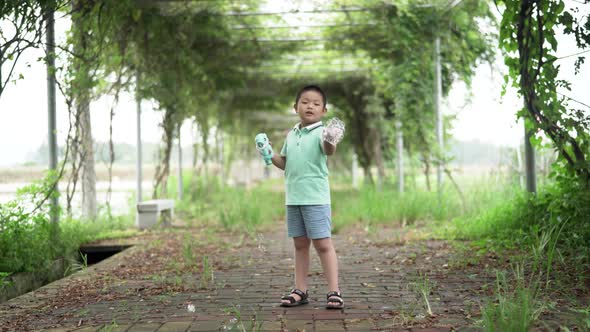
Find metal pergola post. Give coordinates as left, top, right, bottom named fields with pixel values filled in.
left=434, top=36, right=444, bottom=194
left=396, top=119, right=404, bottom=193
left=136, top=72, right=142, bottom=204
left=177, top=123, right=183, bottom=200
left=46, top=4, right=58, bottom=224
left=352, top=153, right=359, bottom=189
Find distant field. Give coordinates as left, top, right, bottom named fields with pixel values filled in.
left=0, top=165, right=155, bottom=184
left=0, top=163, right=508, bottom=184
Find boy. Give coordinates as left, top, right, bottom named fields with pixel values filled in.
left=270, top=85, right=344, bottom=309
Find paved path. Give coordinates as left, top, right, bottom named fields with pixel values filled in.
left=0, top=225, right=495, bottom=331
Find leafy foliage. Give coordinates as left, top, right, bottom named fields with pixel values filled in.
left=451, top=176, right=590, bottom=267
left=0, top=171, right=60, bottom=272
left=321, top=0, right=495, bottom=179
left=0, top=0, right=67, bottom=97
left=0, top=171, right=132, bottom=273
left=498, top=0, right=590, bottom=184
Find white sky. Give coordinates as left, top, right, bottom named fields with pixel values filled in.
left=0, top=1, right=588, bottom=167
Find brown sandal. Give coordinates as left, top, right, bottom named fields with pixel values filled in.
left=326, top=291, right=344, bottom=309
left=280, top=288, right=309, bottom=307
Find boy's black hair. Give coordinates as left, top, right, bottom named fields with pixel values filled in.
left=295, top=85, right=327, bottom=107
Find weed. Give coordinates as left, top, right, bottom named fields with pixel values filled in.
left=166, top=259, right=182, bottom=272
left=391, top=301, right=423, bottom=326
left=76, top=308, right=89, bottom=317
left=530, top=218, right=569, bottom=287
left=99, top=319, right=118, bottom=332
left=200, top=255, right=214, bottom=288
left=481, top=264, right=545, bottom=332
left=156, top=294, right=170, bottom=303
left=174, top=275, right=183, bottom=287
left=568, top=305, right=590, bottom=330
left=119, top=300, right=128, bottom=311
left=0, top=272, right=13, bottom=290
left=410, top=271, right=436, bottom=316
left=64, top=251, right=88, bottom=276
left=182, top=234, right=197, bottom=269
left=149, top=274, right=167, bottom=285
left=222, top=305, right=263, bottom=332
left=148, top=239, right=163, bottom=249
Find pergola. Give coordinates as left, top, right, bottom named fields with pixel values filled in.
left=42, top=0, right=537, bottom=224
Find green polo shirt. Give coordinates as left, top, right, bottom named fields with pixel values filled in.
left=280, top=121, right=330, bottom=205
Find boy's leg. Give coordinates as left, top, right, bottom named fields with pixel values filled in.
left=312, top=237, right=339, bottom=294
left=280, top=236, right=311, bottom=305
left=295, top=236, right=311, bottom=290
left=300, top=205, right=341, bottom=306
left=282, top=206, right=311, bottom=304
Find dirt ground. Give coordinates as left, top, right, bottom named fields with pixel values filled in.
left=0, top=221, right=588, bottom=331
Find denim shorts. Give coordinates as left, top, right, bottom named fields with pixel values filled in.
left=286, top=205, right=332, bottom=239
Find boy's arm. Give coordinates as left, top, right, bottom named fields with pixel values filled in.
left=323, top=141, right=337, bottom=156
left=271, top=131, right=288, bottom=170
left=271, top=154, right=286, bottom=170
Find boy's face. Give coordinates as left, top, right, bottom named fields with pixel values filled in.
left=294, top=90, right=327, bottom=126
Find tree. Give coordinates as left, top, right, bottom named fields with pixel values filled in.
left=498, top=0, right=590, bottom=186
left=324, top=0, right=495, bottom=186
left=67, top=0, right=100, bottom=219
left=0, top=0, right=64, bottom=98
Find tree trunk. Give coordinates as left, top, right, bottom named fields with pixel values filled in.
left=352, top=153, right=359, bottom=188
left=373, top=128, right=385, bottom=191
left=410, top=156, right=417, bottom=190
left=395, top=120, right=404, bottom=193
left=216, top=128, right=224, bottom=184
left=352, top=109, right=373, bottom=186
left=444, top=168, right=466, bottom=214
left=192, top=123, right=199, bottom=169
left=72, top=0, right=96, bottom=220
left=78, top=93, right=96, bottom=219
left=516, top=145, right=524, bottom=189
left=423, top=153, right=432, bottom=192
left=153, top=110, right=175, bottom=198
left=224, top=133, right=237, bottom=182
left=200, top=124, right=210, bottom=183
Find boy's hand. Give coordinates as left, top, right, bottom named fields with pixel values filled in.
left=323, top=127, right=343, bottom=145
left=323, top=118, right=345, bottom=146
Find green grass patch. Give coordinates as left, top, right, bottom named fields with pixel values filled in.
left=444, top=179, right=590, bottom=262
left=481, top=265, right=545, bottom=331
left=0, top=171, right=135, bottom=274
left=175, top=174, right=284, bottom=233
left=442, top=177, right=590, bottom=330
left=176, top=173, right=516, bottom=237
left=330, top=178, right=515, bottom=233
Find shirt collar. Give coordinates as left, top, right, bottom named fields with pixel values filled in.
left=293, top=121, right=323, bottom=132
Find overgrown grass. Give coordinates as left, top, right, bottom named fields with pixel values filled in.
left=481, top=265, right=545, bottom=332
left=175, top=173, right=516, bottom=235
left=443, top=177, right=590, bottom=329
left=330, top=178, right=514, bottom=233
left=0, top=212, right=134, bottom=273
left=444, top=178, right=590, bottom=264
left=175, top=171, right=589, bottom=267
left=0, top=172, right=136, bottom=274
left=175, top=174, right=284, bottom=233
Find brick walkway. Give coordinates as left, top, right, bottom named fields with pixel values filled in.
left=0, top=225, right=494, bottom=331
